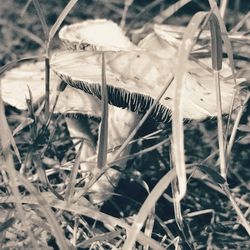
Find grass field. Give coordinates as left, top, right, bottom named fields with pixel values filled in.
left=0, top=0, right=249, bottom=249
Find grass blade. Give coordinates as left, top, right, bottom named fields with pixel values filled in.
left=0, top=217, right=16, bottom=234
left=44, top=57, right=50, bottom=119
left=64, top=141, right=83, bottom=202
left=208, top=0, right=237, bottom=80
left=219, top=0, right=228, bottom=19
left=198, top=165, right=250, bottom=235
left=208, top=0, right=240, bottom=148
left=20, top=0, right=32, bottom=17
left=209, top=13, right=227, bottom=178
left=120, top=0, right=134, bottom=29
left=209, top=14, right=223, bottom=71
left=123, top=169, right=175, bottom=250
left=49, top=0, right=78, bottom=43
left=32, top=0, right=49, bottom=39
left=172, top=11, right=208, bottom=201
left=170, top=159, right=183, bottom=231
left=12, top=117, right=34, bottom=136
left=97, top=53, right=109, bottom=169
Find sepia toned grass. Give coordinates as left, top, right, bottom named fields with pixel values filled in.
left=0, top=0, right=249, bottom=249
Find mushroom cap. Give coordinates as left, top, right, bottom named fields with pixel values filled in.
left=0, top=60, right=102, bottom=118
left=1, top=61, right=58, bottom=110
left=59, top=19, right=137, bottom=51
left=138, top=31, right=177, bottom=59
left=51, top=50, right=242, bottom=121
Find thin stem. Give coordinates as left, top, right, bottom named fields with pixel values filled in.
left=227, top=92, right=250, bottom=158
left=214, top=70, right=227, bottom=179
left=44, top=48, right=50, bottom=120
left=219, top=0, right=228, bottom=19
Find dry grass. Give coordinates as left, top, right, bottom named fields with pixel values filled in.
left=0, top=0, right=249, bottom=249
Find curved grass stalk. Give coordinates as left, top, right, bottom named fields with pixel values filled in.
left=172, top=11, right=208, bottom=201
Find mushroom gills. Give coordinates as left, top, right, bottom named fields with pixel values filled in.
left=52, top=50, right=243, bottom=121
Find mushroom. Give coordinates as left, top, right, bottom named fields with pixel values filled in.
left=0, top=59, right=99, bottom=155
left=52, top=49, right=242, bottom=121
left=0, top=59, right=139, bottom=204
left=57, top=19, right=142, bottom=204
left=52, top=19, right=244, bottom=204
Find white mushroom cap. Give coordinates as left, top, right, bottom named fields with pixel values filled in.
left=1, top=61, right=59, bottom=110
left=59, top=19, right=137, bottom=51
left=51, top=49, right=242, bottom=121
left=0, top=60, right=102, bottom=118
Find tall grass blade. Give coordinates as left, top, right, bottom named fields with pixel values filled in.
left=209, top=13, right=227, bottom=178
left=208, top=0, right=237, bottom=79
left=46, top=0, right=79, bottom=119
left=127, top=0, right=163, bottom=29
left=0, top=83, right=22, bottom=163
left=198, top=165, right=226, bottom=185
left=44, top=57, right=50, bottom=119
left=219, top=0, right=228, bottom=19
left=171, top=161, right=183, bottom=230
left=97, top=53, right=108, bottom=169
left=172, top=11, right=208, bottom=201
left=123, top=169, right=175, bottom=250
left=143, top=208, right=155, bottom=250
left=231, top=11, right=250, bottom=32
left=32, top=0, right=49, bottom=39
left=49, top=0, right=78, bottom=43
left=208, top=0, right=240, bottom=146
left=12, top=117, right=34, bottom=136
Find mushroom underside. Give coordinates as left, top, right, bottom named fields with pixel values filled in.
left=52, top=50, right=241, bottom=121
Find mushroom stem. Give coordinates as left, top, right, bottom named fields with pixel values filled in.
left=91, top=106, right=139, bottom=204
left=65, top=117, right=96, bottom=171
left=65, top=106, right=139, bottom=205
